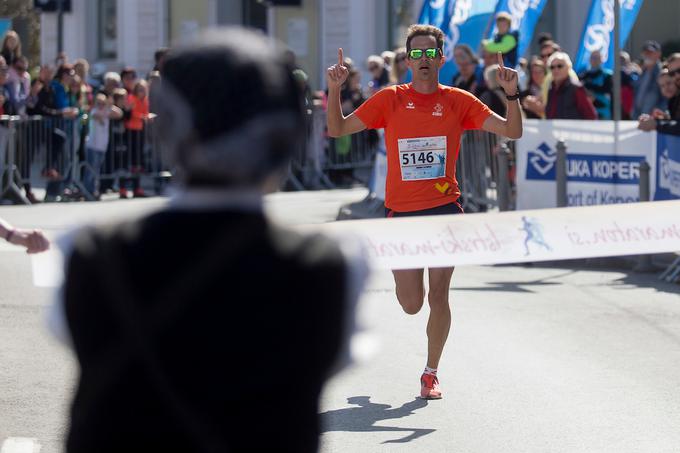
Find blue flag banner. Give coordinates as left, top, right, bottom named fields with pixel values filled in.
left=574, top=0, right=644, bottom=74
left=487, top=0, right=548, bottom=62
left=439, top=0, right=499, bottom=86
left=0, top=19, right=11, bottom=39
left=418, top=0, right=455, bottom=27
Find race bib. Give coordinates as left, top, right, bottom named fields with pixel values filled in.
left=398, top=136, right=447, bottom=181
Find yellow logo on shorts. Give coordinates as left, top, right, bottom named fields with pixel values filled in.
left=435, top=182, right=449, bottom=193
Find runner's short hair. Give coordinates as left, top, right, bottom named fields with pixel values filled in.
left=405, top=24, right=445, bottom=53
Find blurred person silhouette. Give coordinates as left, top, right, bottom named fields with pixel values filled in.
left=578, top=49, right=612, bottom=120
left=366, top=54, right=389, bottom=96
left=50, top=26, right=366, bottom=453
left=520, top=58, right=547, bottom=119
left=451, top=44, right=483, bottom=94
left=1, top=30, right=22, bottom=66
left=478, top=64, right=506, bottom=116
left=389, top=48, right=409, bottom=85
left=381, top=50, right=395, bottom=69
left=656, top=69, right=678, bottom=116
left=632, top=41, right=664, bottom=118
left=120, top=66, right=137, bottom=94
left=98, top=71, right=121, bottom=96
left=639, top=53, right=680, bottom=136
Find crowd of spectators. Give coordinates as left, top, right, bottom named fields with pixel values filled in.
left=0, top=29, right=168, bottom=203
left=320, top=13, right=680, bottom=140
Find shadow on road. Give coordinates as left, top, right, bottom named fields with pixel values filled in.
left=319, top=396, right=435, bottom=444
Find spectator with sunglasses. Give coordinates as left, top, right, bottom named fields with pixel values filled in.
left=639, top=53, right=680, bottom=136
left=545, top=52, right=597, bottom=120
left=326, top=23, right=522, bottom=401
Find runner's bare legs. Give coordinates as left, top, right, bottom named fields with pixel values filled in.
left=393, top=267, right=454, bottom=368
left=426, top=267, right=454, bottom=368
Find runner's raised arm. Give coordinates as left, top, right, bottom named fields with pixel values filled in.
left=326, top=48, right=367, bottom=137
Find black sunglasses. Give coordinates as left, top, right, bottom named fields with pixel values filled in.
left=550, top=64, right=565, bottom=70
left=669, top=68, right=680, bottom=77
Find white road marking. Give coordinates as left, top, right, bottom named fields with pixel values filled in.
left=0, top=438, right=41, bottom=453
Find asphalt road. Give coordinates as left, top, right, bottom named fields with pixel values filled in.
left=0, top=189, right=679, bottom=453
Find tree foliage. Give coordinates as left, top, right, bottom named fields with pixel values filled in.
left=0, top=0, right=41, bottom=67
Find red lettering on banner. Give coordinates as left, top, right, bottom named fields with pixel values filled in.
left=365, top=223, right=504, bottom=259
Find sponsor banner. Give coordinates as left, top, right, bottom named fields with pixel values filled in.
left=655, top=133, right=680, bottom=201
left=308, top=200, right=680, bottom=270
left=487, top=0, right=548, bottom=61
left=574, top=0, right=644, bottom=73
left=516, top=120, right=656, bottom=210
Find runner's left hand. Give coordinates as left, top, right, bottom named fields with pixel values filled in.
left=495, top=52, right=519, bottom=96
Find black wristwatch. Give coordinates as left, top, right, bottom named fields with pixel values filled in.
left=505, top=91, right=520, bottom=101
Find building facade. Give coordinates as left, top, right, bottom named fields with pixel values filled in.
left=36, top=0, right=680, bottom=86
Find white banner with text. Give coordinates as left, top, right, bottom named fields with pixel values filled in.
left=311, top=200, right=680, bottom=270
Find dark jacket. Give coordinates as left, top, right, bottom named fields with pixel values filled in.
left=64, top=210, right=349, bottom=453
left=656, top=94, right=680, bottom=136
left=546, top=78, right=597, bottom=120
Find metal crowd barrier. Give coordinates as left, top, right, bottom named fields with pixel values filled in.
left=286, top=106, right=377, bottom=190
left=456, top=130, right=514, bottom=212
left=0, top=114, right=172, bottom=204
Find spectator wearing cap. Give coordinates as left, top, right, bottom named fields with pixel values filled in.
left=483, top=12, right=519, bottom=68
left=639, top=53, right=680, bottom=136
left=632, top=40, right=664, bottom=118
left=546, top=52, right=597, bottom=120
left=578, top=49, right=612, bottom=120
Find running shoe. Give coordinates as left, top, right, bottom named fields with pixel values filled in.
left=420, top=373, right=442, bottom=399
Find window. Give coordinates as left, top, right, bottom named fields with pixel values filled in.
left=98, top=0, right=117, bottom=59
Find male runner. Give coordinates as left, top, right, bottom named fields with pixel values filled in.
left=326, top=24, right=522, bottom=399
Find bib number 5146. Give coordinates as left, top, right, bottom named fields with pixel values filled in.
left=401, top=151, right=435, bottom=166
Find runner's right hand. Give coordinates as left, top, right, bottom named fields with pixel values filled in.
left=326, top=48, right=349, bottom=90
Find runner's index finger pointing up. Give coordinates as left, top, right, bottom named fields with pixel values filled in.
left=497, top=52, right=504, bottom=70
left=338, top=48, right=344, bottom=66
